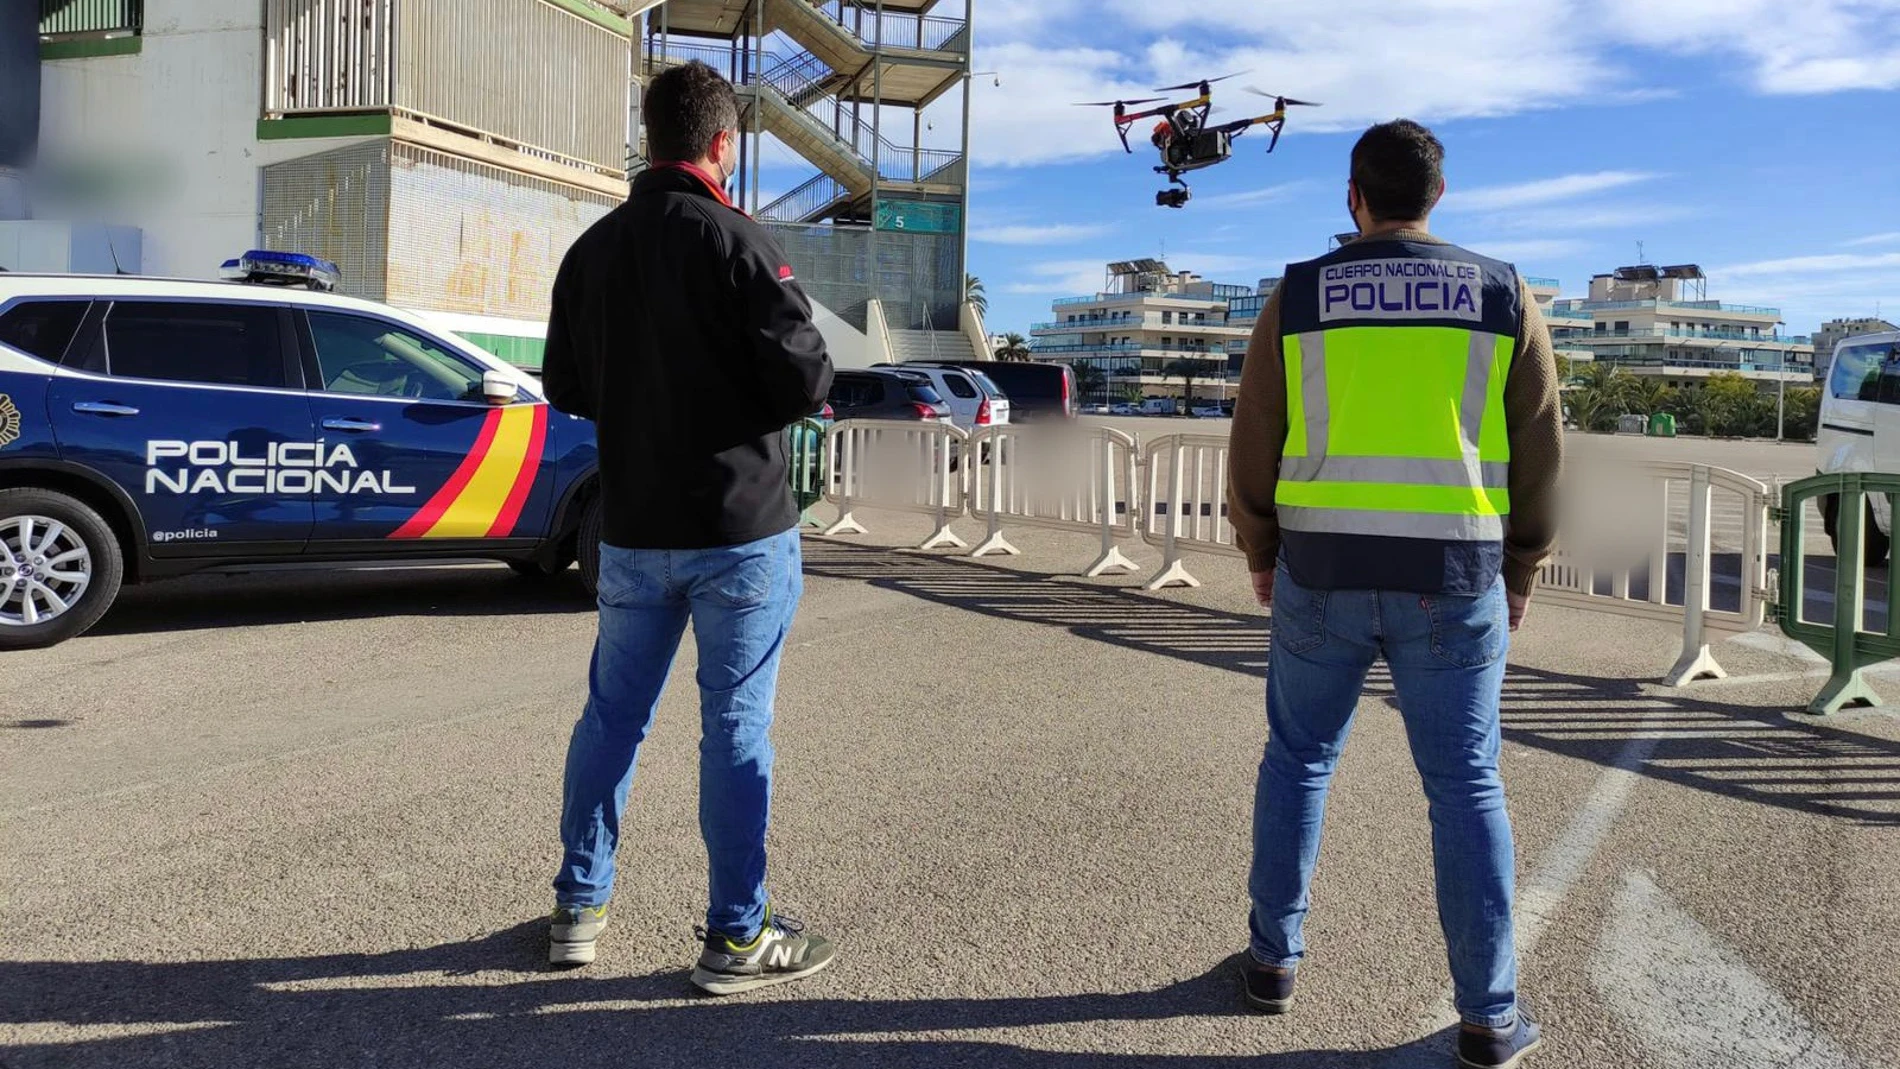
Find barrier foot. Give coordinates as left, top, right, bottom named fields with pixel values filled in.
left=1145, top=558, right=1201, bottom=591
left=1807, top=668, right=1883, bottom=716
left=1664, top=644, right=1727, bottom=687
left=970, top=531, right=1020, bottom=558
left=1085, top=545, right=1140, bottom=577
left=919, top=524, right=967, bottom=551
left=823, top=511, right=866, bottom=537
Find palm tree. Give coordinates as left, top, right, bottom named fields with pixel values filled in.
left=992, top=332, right=1031, bottom=362
left=965, top=274, right=987, bottom=318
left=1629, top=376, right=1674, bottom=416
left=1163, top=358, right=1203, bottom=410
left=1567, top=362, right=1638, bottom=432
left=1069, top=361, right=1107, bottom=404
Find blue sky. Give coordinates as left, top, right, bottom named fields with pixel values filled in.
left=888, top=0, right=1900, bottom=339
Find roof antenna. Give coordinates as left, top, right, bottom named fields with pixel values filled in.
left=1636, top=240, right=1645, bottom=265
left=105, top=230, right=126, bottom=275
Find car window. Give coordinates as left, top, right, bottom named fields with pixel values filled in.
left=942, top=372, right=977, bottom=399
left=0, top=300, right=89, bottom=363
left=829, top=375, right=884, bottom=408
left=903, top=380, right=945, bottom=405
left=967, top=370, right=1005, bottom=399
left=307, top=311, right=484, bottom=402
left=1830, top=342, right=1892, bottom=402
left=102, top=301, right=288, bottom=388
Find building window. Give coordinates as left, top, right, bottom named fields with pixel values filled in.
left=1162, top=311, right=1174, bottom=324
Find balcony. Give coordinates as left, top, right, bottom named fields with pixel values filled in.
left=1052, top=291, right=1233, bottom=308
left=1555, top=327, right=1814, bottom=347
left=38, top=0, right=141, bottom=56
left=1031, top=316, right=1246, bottom=333
left=262, top=0, right=632, bottom=178
left=1524, top=275, right=1561, bottom=289
left=1555, top=298, right=1782, bottom=318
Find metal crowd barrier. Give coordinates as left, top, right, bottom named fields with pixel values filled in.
left=822, top=419, right=969, bottom=550
left=1776, top=472, right=1900, bottom=714
left=1537, top=462, right=1770, bottom=686
left=965, top=424, right=1142, bottom=577
left=786, top=418, right=828, bottom=528
left=1139, top=434, right=1246, bottom=590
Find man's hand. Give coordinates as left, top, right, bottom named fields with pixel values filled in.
left=1507, top=589, right=1530, bottom=631
left=1251, top=570, right=1275, bottom=608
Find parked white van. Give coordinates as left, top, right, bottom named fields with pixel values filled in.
left=1815, top=329, right=1900, bottom=564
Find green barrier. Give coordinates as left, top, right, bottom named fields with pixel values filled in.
left=1777, top=472, right=1900, bottom=714
left=787, top=419, right=829, bottom=528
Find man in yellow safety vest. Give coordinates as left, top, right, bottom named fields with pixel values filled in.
left=1226, top=119, right=1563, bottom=1069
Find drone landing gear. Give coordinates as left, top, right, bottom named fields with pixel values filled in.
left=1155, top=169, right=1191, bottom=209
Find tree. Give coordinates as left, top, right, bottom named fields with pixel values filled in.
left=1116, top=383, right=1146, bottom=405
left=1784, top=386, right=1822, bottom=442
left=1069, top=361, right=1107, bottom=403
left=1695, top=372, right=1773, bottom=438
left=1163, top=359, right=1204, bottom=409
left=992, top=332, right=1031, bottom=362
left=1629, top=377, right=1675, bottom=417
left=965, top=274, right=987, bottom=318
left=1567, top=363, right=1638, bottom=432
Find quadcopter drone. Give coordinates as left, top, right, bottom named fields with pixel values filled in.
left=1077, top=73, right=1320, bottom=207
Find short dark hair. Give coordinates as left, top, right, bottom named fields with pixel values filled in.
left=644, top=61, right=739, bottom=163
left=1350, top=120, right=1445, bottom=222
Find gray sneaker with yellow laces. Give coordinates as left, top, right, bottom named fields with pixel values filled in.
left=689, top=909, right=835, bottom=995
left=549, top=904, right=608, bottom=966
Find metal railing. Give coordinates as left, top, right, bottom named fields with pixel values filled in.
left=1051, top=291, right=1233, bottom=308
left=804, top=1, right=970, bottom=52
left=788, top=418, right=829, bottom=527
left=966, top=424, right=1142, bottom=576
left=1524, top=275, right=1561, bottom=288
left=39, top=0, right=140, bottom=36
left=1031, top=316, right=1243, bottom=333
left=1553, top=298, right=1783, bottom=317
left=1585, top=355, right=1814, bottom=374
left=1556, top=326, right=1813, bottom=345
left=265, top=0, right=631, bottom=175
left=760, top=172, right=851, bottom=223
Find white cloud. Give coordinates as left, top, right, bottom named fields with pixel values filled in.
left=1001, top=258, right=1113, bottom=296
left=970, top=223, right=1113, bottom=245
left=963, top=2, right=1900, bottom=167
left=1718, top=252, right=1900, bottom=278
left=1481, top=204, right=1696, bottom=233
left=1196, top=181, right=1313, bottom=208
left=1844, top=232, right=1900, bottom=248
left=1440, top=172, right=1662, bottom=213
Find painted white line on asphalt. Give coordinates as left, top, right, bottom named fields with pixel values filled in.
left=1375, top=716, right=1665, bottom=1064
left=1595, top=871, right=1861, bottom=1069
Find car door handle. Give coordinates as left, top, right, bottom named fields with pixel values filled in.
left=320, top=418, right=381, bottom=433
left=71, top=401, right=140, bottom=417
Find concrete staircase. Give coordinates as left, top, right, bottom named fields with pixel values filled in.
left=889, top=328, right=978, bottom=364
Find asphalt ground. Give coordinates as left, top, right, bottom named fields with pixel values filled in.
left=6, top=430, right=1900, bottom=1069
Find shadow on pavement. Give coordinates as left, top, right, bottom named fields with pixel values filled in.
left=86, top=565, right=594, bottom=638
left=0, top=926, right=1463, bottom=1068
left=803, top=540, right=1900, bottom=827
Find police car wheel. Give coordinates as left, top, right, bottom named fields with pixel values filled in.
left=0, top=488, right=124, bottom=650
left=577, top=494, right=603, bottom=598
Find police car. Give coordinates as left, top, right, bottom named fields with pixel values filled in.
left=0, top=251, right=603, bottom=649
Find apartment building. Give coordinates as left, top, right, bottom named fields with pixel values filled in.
left=1031, top=259, right=1253, bottom=400
left=1546, top=264, right=1814, bottom=388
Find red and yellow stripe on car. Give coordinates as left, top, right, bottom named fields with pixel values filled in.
left=391, top=405, right=548, bottom=539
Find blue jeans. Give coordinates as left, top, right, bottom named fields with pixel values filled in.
left=554, top=528, right=802, bottom=941
left=1249, top=563, right=1519, bottom=1028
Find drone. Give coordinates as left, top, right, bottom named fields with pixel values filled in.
left=1077, top=73, right=1320, bottom=207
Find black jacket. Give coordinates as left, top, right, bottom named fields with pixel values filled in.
left=543, top=164, right=834, bottom=550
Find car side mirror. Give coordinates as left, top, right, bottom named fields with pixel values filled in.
left=481, top=370, right=518, bottom=405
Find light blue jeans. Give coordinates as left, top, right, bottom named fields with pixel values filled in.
left=1249, top=562, right=1520, bottom=1028
left=554, top=528, right=802, bottom=941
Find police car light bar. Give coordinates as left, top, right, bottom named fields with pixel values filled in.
left=219, top=250, right=341, bottom=292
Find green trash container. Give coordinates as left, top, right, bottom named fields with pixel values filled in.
left=1647, top=412, right=1677, bottom=437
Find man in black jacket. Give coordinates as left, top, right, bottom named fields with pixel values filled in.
left=541, top=60, right=835, bottom=995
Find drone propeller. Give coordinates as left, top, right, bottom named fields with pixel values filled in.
left=1155, top=71, right=1249, bottom=92
left=1245, top=88, right=1322, bottom=106
left=1074, top=97, right=1164, bottom=107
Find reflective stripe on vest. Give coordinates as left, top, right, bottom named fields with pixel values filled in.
left=1277, top=325, right=1512, bottom=542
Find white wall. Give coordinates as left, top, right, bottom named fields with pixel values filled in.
left=36, top=0, right=374, bottom=280
left=812, top=298, right=873, bottom=369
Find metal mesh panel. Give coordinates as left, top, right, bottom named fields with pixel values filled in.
left=386, top=141, right=617, bottom=321
left=259, top=141, right=393, bottom=302
left=39, top=0, right=140, bottom=36
left=765, top=222, right=959, bottom=332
